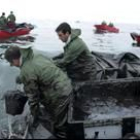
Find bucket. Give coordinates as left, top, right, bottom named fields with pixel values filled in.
left=5, top=90, right=28, bottom=116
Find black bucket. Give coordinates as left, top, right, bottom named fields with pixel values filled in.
left=4, top=90, right=28, bottom=116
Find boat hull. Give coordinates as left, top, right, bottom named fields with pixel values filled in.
left=0, top=28, right=31, bottom=39
left=94, top=24, right=119, bottom=33
left=0, top=23, right=33, bottom=39
left=130, top=32, right=140, bottom=44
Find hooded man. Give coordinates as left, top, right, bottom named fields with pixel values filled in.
left=54, top=22, right=97, bottom=90
left=0, top=12, right=7, bottom=30
left=4, top=46, right=73, bottom=139
left=7, top=11, right=16, bottom=23
left=7, top=11, right=16, bottom=29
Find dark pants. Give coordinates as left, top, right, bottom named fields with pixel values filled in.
left=39, top=93, right=73, bottom=139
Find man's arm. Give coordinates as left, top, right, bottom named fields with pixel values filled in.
left=55, top=39, right=86, bottom=67
left=52, top=53, right=64, bottom=60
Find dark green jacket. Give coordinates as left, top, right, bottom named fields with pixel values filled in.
left=0, top=16, right=7, bottom=29
left=7, top=14, right=16, bottom=22
left=54, top=29, right=97, bottom=82
left=19, top=48, right=72, bottom=121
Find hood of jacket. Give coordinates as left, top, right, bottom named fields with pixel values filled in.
left=20, top=47, right=34, bottom=67
left=70, top=29, right=81, bottom=41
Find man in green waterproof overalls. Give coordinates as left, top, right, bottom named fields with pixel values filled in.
left=54, top=22, right=97, bottom=91
left=7, top=11, right=16, bottom=29
left=0, top=12, right=7, bottom=30
left=4, top=46, right=73, bottom=139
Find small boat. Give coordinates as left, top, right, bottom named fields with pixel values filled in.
left=94, top=24, right=119, bottom=33
left=130, top=32, right=140, bottom=45
left=0, top=23, right=34, bottom=39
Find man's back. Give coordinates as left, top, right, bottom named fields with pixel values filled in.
left=20, top=48, right=72, bottom=104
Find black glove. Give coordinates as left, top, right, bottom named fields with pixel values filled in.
left=16, top=76, right=22, bottom=84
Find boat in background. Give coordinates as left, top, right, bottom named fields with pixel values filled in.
left=94, top=21, right=119, bottom=33
left=0, top=23, right=34, bottom=40
left=130, top=32, right=140, bottom=46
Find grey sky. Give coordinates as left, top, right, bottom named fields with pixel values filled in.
left=1, top=0, right=140, bottom=24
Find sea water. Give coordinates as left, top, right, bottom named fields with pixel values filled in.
left=0, top=19, right=140, bottom=134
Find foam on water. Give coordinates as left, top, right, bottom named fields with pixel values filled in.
left=87, top=98, right=140, bottom=120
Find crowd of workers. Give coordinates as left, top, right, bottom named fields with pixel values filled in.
left=0, top=11, right=16, bottom=30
